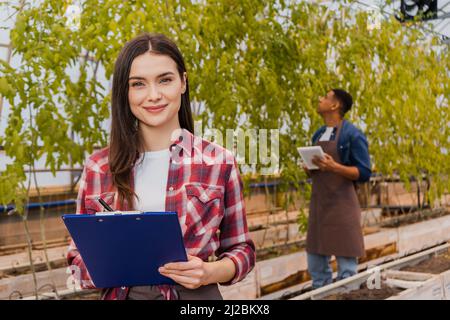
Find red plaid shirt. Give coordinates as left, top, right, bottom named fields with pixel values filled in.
left=67, top=128, right=255, bottom=300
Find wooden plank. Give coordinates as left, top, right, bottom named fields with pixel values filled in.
left=0, top=266, right=69, bottom=300
left=362, top=228, right=398, bottom=251
left=248, top=208, right=382, bottom=230
left=250, top=223, right=303, bottom=249
left=385, top=278, right=425, bottom=289
left=219, top=269, right=258, bottom=300
left=361, top=208, right=382, bottom=227
left=0, top=246, right=68, bottom=273
left=387, top=277, right=444, bottom=300
left=397, top=215, right=450, bottom=254
left=0, top=214, right=71, bottom=247
left=27, top=184, right=78, bottom=197
left=258, top=280, right=312, bottom=300
left=247, top=210, right=300, bottom=230
left=441, top=270, right=450, bottom=300
left=22, top=287, right=99, bottom=300
left=384, top=270, right=433, bottom=282
left=291, top=271, right=369, bottom=300
left=258, top=251, right=307, bottom=288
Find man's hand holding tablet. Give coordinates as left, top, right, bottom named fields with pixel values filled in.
left=297, top=146, right=326, bottom=170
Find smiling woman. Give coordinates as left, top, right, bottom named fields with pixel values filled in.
left=128, top=53, right=186, bottom=131
left=66, top=33, right=255, bottom=301
left=109, top=33, right=194, bottom=208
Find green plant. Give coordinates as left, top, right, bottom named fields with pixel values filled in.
left=0, top=0, right=448, bottom=278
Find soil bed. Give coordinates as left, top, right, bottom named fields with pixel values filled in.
left=401, top=250, right=450, bottom=274
left=323, top=283, right=403, bottom=300
left=381, top=208, right=449, bottom=228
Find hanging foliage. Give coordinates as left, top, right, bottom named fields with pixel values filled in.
left=0, top=0, right=448, bottom=214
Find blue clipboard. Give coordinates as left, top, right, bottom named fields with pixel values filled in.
left=62, top=211, right=187, bottom=288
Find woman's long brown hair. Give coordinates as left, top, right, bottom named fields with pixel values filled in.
left=109, top=33, right=194, bottom=209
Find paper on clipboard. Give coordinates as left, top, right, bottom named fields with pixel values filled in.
left=297, top=146, right=325, bottom=170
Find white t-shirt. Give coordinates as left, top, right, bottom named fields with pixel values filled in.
left=319, top=127, right=335, bottom=142
left=134, top=149, right=171, bottom=211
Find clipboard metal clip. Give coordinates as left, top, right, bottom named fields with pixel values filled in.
left=95, top=211, right=143, bottom=216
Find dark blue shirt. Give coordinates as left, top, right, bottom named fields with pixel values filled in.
left=312, top=119, right=372, bottom=183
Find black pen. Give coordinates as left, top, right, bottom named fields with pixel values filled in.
left=97, top=197, right=114, bottom=212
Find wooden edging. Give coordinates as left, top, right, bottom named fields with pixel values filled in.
left=253, top=214, right=450, bottom=300
left=21, top=288, right=99, bottom=300
left=0, top=246, right=68, bottom=275
left=386, top=269, right=450, bottom=300
left=3, top=213, right=450, bottom=300
left=0, top=266, right=70, bottom=300
left=289, top=243, right=450, bottom=300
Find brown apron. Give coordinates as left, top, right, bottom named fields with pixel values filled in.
left=306, top=123, right=365, bottom=258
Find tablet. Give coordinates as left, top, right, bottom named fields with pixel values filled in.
left=62, top=211, right=187, bottom=288
left=297, top=146, right=325, bottom=170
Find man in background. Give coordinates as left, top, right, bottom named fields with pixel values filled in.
left=304, top=89, right=371, bottom=289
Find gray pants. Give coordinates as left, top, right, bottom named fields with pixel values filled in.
left=127, top=284, right=223, bottom=300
